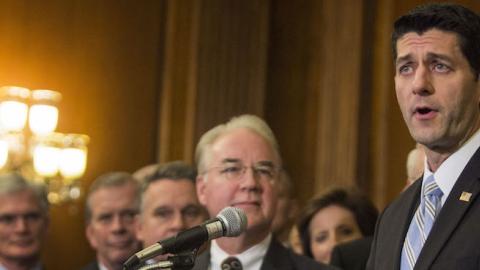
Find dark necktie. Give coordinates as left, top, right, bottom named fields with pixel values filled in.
left=221, top=256, right=243, bottom=270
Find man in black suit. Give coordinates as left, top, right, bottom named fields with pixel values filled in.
left=193, top=115, right=335, bottom=270
left=367, top=3, right=480, bottom=270
left=82, top=172, right=141, bottom=270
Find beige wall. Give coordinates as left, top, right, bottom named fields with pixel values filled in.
left=0, top=0, right=479, bottom=268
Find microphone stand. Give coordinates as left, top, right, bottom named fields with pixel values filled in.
left=135, top=250, right=197, bottom=270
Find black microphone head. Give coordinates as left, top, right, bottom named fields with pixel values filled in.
left=217, top=207, right=247, bottom=237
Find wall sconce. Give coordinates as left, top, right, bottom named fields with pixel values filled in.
left=0, top=86, right=89, bottom=204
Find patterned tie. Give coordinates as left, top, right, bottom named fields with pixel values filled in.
left=221, top=257, right=242, bottom=270
left=401, top=175, right=443, bottom=270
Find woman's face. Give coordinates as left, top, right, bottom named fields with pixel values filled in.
left=308, top=204, right=363, bottom=264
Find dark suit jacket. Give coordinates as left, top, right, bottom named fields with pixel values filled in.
left=330, top=236, right=373, bottom=270
left=367, top=147, right=480, bottom=270
left=191, top=238, right=337, bottom=270
left=80, top=261, right=100, bottom=270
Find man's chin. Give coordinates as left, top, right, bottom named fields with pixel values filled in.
left=5, top=249, right=39, bottom=262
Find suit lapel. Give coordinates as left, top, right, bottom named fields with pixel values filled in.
left=414, top=148, right=480, bottom=270
left=260, top=239, right=294, bottom=270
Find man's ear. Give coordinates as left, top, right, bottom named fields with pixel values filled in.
left=85, top=224, right=98, bottom=249
left=196, top=175, right=207, bottom=205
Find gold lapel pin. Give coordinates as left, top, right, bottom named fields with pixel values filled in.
left=459, top=192, right=472, bottom=202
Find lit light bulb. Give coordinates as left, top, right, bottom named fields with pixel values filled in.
left=0, top=101, right=28, bottom=132
left=33, top=145, right=60, bottom=177
left=59, top=148, right=87, bottom=179
left=28, top=90, right=61, bottom=136
left=0, top=86, right=30, bottom=132
left=29, top=104, right=59, bottom=135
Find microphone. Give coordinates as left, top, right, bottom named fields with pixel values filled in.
left=123, top=206, right=247, bottom=269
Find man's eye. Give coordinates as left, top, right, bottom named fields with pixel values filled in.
left=221, top=166, right=242, bottom=174
left=398, top=65, right=413, bottom=74
left=0, top=215, right=15, bottom=224
left=24, top=213, right=41, bottom=222
left=182, top=207, right=201, bottom=219
left=433, top=63, right=450, bottom=73
left=154, top=209, right=173, bottom=219
left=97, top=214, right=113, bottom=223
left=121, top=210, right=138, bottom=222
left=256, top=167, right=274, bottom=177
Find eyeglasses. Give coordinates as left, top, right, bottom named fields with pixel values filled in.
left=205, top=163, right=280, bottom=182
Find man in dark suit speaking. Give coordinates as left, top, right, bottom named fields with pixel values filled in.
left=367, top=3, right=480, bottom=270
left=193, top=115, right=334, bottom=270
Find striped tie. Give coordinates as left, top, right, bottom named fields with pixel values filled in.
left=401, top=175, right=443, bottom=270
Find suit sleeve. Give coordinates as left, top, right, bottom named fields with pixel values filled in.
left=330, top=244, right=345, bottom=268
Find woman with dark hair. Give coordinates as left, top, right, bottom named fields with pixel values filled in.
left=297, top=187, right=378, bottom=264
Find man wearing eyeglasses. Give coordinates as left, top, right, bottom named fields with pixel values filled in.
left=135, top=161, right=208, bottom=263
left=193, top=114, right=335, bottom=270
left=0, top=173, right=49, bottom=270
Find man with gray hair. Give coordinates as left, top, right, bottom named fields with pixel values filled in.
left=0, top=173, right=49, bottom=270
left=135, top=161, right=207, bottom=263
left=82, top=172, right=141, bottom=270
left=193, top=114, right=334, bottom=270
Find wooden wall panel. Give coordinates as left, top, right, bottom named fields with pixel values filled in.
left=266, top=0, right=367, bottom=205
left=194, top=0, right=270, bottom=137
left=265, top=0, right=323, bottom=204
left=0, top=1, right=163, bottom=268
left=314, top=0, right=365, bottom=191
left=158, top=0, right=198, bottom=163
left=157, top=0, right=270, bottom=163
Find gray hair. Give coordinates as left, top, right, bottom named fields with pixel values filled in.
left=0, top=173, right=49, bottom=214
left=139, top=161, right=197, bottom=212
left=85, top=172, right=140, bottom=222
left=195, top=114, right=282, bottom=173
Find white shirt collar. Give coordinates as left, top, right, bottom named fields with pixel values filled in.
left=423, top=128, right=480, bottom=205
left=98, top=261, right=108, bottom=270
left=210, top=234, right=272, bottom=270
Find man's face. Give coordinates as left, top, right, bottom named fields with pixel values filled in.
left=137, top=179, right=206, bottom=247
left=86, top=183, right=140, bottom=267
left=395, top=29, right=480, bottom=152
left=197, top=128, right=280, bottom=234
left=0, top=190, right=48, bottom=263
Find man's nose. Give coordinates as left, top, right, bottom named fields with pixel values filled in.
left=170, top=212, right=186, bottom=231
left=111, top=215, right=127, bottom=232
left=239, top=167, right=262, bottom=190
left=412, top=65, right=434, bottom=95
left=13, top=217, right=29, bottom=232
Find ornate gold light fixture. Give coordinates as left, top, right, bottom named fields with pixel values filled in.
left=0, top=86, right=89, bottom=204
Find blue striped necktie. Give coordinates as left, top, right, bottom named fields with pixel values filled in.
left=401, top=175, right=443, bottom=270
